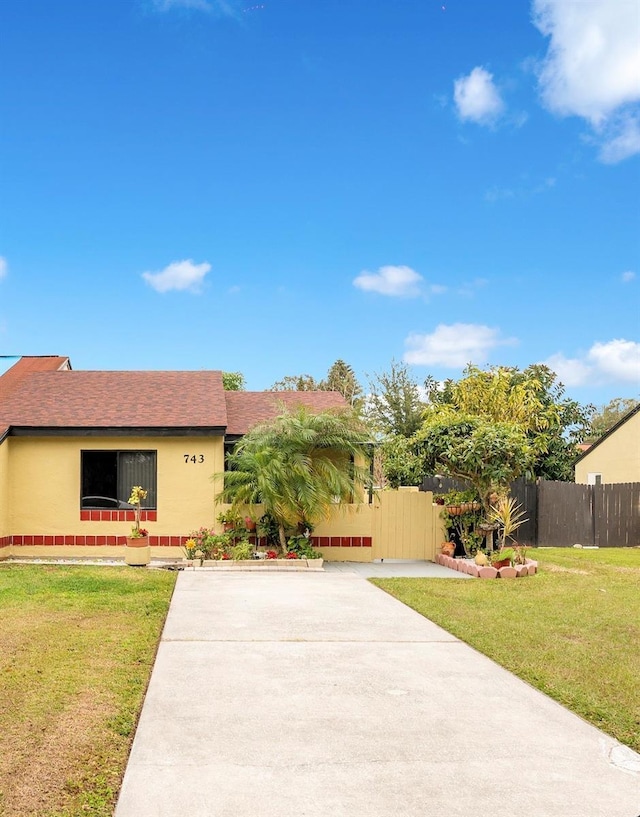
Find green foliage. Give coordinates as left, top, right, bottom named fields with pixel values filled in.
left=215, top=406, right=371, bottom=550
left=270, top=373, right=320, bottom=391
left=222, top=371, right=246, bottom=391
left=416, top=414, right=533, bottom=509
left=379, top=434, right=426, bottom=487
left=321, top=359, right=363, bottom=406
left=439, top=490, right=484, bottom=556
left=487, top=496, right=529, bottom=550
left=366, top=360, right=425, bottom=438
left=424, top=363, right=594, bottom=481
left=586, top=397, right=638, bottom=443
left=286, top=535, right=319, bottom=559
left=230, top=538, right=254, bottom=560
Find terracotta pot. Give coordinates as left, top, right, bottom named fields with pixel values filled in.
left=244, top=517, right=257, bottom=531
left=446, top=505, right=463, bottom=516
left=491, top=558, right=511, bottom=569
left=125, top=536, right=150, bottom=566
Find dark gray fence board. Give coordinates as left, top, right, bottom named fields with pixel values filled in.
left=594, top=483, right=640, bottom=547
left=537, top=480, right=594, bottom=547
left=421, top=473, right=639, bottom=547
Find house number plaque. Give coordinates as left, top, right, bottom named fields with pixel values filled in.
left=183, top=454, right=205, bottom=463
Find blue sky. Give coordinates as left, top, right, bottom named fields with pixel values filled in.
left=1, top=0, right=639, bottom=408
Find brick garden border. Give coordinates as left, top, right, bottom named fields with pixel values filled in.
left=435, top=553, right=538, bottom=578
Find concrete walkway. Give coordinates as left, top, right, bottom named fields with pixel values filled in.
left=115, top=572, right=639, bottom=817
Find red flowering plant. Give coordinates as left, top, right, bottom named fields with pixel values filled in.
left=265, top=550, right=278, bottom=560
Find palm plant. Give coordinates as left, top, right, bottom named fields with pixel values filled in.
left=215, top=406, right=372, bottom=551
left=487, top=496, right=528, bottom=551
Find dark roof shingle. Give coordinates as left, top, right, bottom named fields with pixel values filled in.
left=224, top=390, right=347, bottom=435
left=1, top=369, right=226, bottom=429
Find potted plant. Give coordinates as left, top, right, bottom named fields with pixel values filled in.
left=125, top=486, right=150, bottom=566
left=217, top=509, right=243, bottom=532
left=490, top=547, right=515, bottom=569
left=486, top=496, right=528, bottom=567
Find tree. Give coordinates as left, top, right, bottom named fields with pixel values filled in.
left=366, top=360, right=425, bottom=438
left=415, top=414, right=534, bottom=511
left=215, top=406, right=371, bottom=550
left=321, top=359, right=362, bottom=406
left=424, top=364, right=594, bottom=481
left=378, top=434, right=426, bottom=488
left=222, top=371, right=246, bottom=391
left=585, top=398, right=638, bottom=442
left=270, top=374, right=320, bottom=391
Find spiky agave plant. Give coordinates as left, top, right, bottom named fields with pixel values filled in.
left=488, top=496, right=528, bottom=551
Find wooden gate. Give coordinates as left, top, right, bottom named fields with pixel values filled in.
left=372, top=488, right=438, bottom=561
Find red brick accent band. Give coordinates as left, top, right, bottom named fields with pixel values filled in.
left=6, top=534, right=371, bottom=548
left=11, top=534, right=186, bottom=547
left=80, top=510, right=157, bottom=522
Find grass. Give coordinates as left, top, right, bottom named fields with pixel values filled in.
left=0, top=564, right=176, bottom=817
left=373, top=547, right=640, bottom=753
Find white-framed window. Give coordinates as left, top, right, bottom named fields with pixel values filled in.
left=587, top=472, right=602, bottom=485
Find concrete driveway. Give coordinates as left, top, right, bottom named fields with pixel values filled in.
left=115, top=572, right=639, bottom=817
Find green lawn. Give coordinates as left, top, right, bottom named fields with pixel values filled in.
left=0, top=564, right=176, bottom=817
left=373, top=547, right=640, bottom=753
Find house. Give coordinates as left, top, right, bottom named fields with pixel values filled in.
left=575, top=402, right=640, bottom=484
left=0, top=356, right=347, bottom=558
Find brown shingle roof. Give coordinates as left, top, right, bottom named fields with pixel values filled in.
left=224, top=390, right=347, bottom=435
left=1, top=369, right=227, bottom=430
left=0, top=356, right=349, bottom=439
left=0, top=356, right=71, bottom=438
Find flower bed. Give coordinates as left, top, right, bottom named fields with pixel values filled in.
left=435, top=553, right=537, bottom=578
left=184, top=558, right=324, bottom=571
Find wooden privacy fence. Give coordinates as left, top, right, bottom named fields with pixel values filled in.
left=372, top=488, right=439, bottom=561
left=312, top=488, right=443, bottom=561
left=421, top=476, right=640, bottom=548
left=538, top=481, right=640, bottom=548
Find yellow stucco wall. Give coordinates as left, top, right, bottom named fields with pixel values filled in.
left=575, top=412, right=640, bottom=484
left=0, top=439, right=9, bottom=539
left=7, top=435, right=225, bottom=536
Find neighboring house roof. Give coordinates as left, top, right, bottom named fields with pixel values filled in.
left=575, top=402, right=640, bottom=463
left=0, top=364, right=226, bottom=436
left=224, top=390, right=347, bottom=436
left=0, top=356, right=348, bottom=440
left=0, top=356, right=71, bottom=439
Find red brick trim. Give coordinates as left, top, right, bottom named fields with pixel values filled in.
left=313, top=536, right=372, bottom=548
left=80, top=510, right=157, bottom=522
left=6, top=533, right=372, bottom=549
left=9, top=534, right=187, bottom=547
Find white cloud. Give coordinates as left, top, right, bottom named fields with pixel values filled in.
left=588, top=339, right=640, bottom=382
left=598, top=112, right=640, bottom=163
left=153, top=0, right=213, bottom=11
left=142, top=259, right=211, bottom=293
left=544, top=353, right=593, bottom=387
left=404, top=323, right=513, bottom=368
left=152, top=0, right=239, bottom=14
left=0, top=257, right=7, bottom=280
left=533, top=0, right=640, bottom=162
left=453, top=66, right=505, bottom=125
left=353, top=265, right=424, bottom=297
left=546, top=339, right=640, bottom=386
left=621, top=270, right=636, bottom=283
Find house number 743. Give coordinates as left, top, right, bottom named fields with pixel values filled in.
left=184, top=454, right=205, bottom=464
